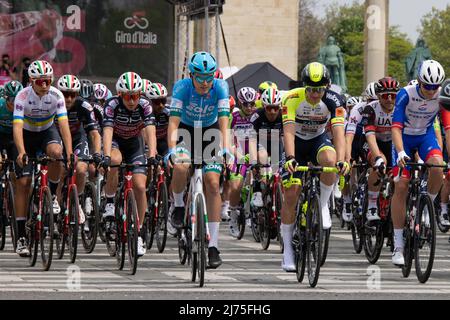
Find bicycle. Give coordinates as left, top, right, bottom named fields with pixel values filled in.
left=78, top=157, right=100, bottom=253
left=176, top=159, right=216, bottom=287
left=55, top=154, right=79, bottom=263
left=363, top=165, right=394, bottom=264
left=144, top=155, right=169, bottom=253
left=291, top=165, right=340, bottom=288
left=0, top=151, right=16, bottom=251
left=257, top=164, right=283, bottom=251
left=104, top=162, right=149, bottom=275
left=400, top=162, right=445, bottom=283
left=25, top=155, right=63, bottom=271
left=433, top=166, right=450, bottom=233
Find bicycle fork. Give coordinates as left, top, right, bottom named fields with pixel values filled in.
left=190, top=169, right=210, bottom=254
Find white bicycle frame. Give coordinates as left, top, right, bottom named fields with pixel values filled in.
left=188, top=167, right=210, bottom=253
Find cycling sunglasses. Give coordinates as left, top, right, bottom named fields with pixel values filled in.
left=33, top=78, right=52, bottom=87
left=62, top=91, right=78, bottom=99
left=265, top=105, right=280, bottom=112
left=241, top=101, right=256, bottom=108
left=122, top=92, right=140, bottom=102
left=380, top=92, right=397, bottom=100
left=305, top=86, right=326, bottom=94
left=152, top=98, right=167, bottom=106
left=193, top=73, right=215, bottom=83
left=421, top=83, right=440, bottom=91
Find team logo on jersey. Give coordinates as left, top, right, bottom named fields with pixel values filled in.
left=335, top=107, right=345, bottom=118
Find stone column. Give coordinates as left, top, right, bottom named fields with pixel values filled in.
left=364, top=0, right=389, bottom=86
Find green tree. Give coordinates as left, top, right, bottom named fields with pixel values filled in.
left=420, top=5, right=450, bottom=75
left=388, top=27, right=413, bottom=86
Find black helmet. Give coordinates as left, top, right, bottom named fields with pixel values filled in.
left=439, top=79, right=450, bottom=111
left=80, top=79, right=94, bottom=99
left=301, top=62, right=331, bottom=87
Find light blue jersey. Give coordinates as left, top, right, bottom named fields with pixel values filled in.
left=170, top=78, right=230, bottom=127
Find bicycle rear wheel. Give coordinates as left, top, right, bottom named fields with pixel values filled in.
left=294, top=202, right=306, bottom=283
left=81, top=182, right=99, bottom=253
left=98, top=179, right=107, bottom=243
left=40, top=188, right=54, bottom=271
left=156, top=182, right=169, bottom=253
left=259, top=194, right=271, bottom=250
left=275, top=183, right=284, bottom=253
left=363, top=221, right=384, bottom=264
left=306, top=194, right=322, bottom=288
left=351, top=188, right=365, bottom=254
left=236, top=207, right=246, bottom=240
left=115, top=198, right=125, bottom=270
left=126, top=190, right=139, bottom=275
left=415, top=195, right=436, bottom=283
left=177, top=229, right=188, bottom=265
left=68, top=185, right=79, bottom=263
left=7, top=181, right=18, bottom=252
left=250, top=208, right=260, bottom=243
left=145, top=190, right=155, bottom=250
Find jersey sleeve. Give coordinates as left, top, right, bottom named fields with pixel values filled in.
left=346, top=104, right=365, bottom=135
left=361, top=105, right=376, bottom=137
left=169, top=80, right=187, bottom=118
left=392, top=88, right=409, bottom=130
left=102, top=99, right=117, bottom=128
left=80, top=101, right=99, bottom=132
left=324, top=90, right=345, bottom=127
left=216, top=80, right=230, bottom=118
left=281, top=89, right=301, bottom=125
left=441, top=108, right=450, bottom=131
left=13, top=90, right=26, bottom=124
left=141, top=98, right=155, bottom=127
left=55, top=90, right=68, bottom=121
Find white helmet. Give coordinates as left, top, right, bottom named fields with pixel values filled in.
left=237, top=87, right=257, bottom=104
left=57, top=75, right=81, bottom=92
left=261, top=88, right=282, bottom=106
left=364, top=81, right=378, bottom=100
left=93, top=83, right=109, bottom=100
left=116, top=72, right=143, bottom=93
left=145, top=83, right=168, bottom=99
left=141, top=79, right=152, bottom=94
left=346, top=96, right=360, bottom=108
left=418, top=60, right=445, bottom=85
left=408, top=79, right=419, bottom=86
left=28, top=60, right=53, bottom=79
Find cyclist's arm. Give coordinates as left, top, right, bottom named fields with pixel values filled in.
left=366, top=134, right=381, bottom=160
left=345, top=133, right=354, bottom=163
left=392, top=127, right=404, bottom=154
left=283, top=123, right=295, bottom=158
left=89, top=129, right=101, bottom=155
left=434, top=117, right=443, bottom=151
left=167, top=116, right=180, bottom=150
left=13, top=121, right=25, bottom=155
left=57, top=118, right=73, bottom=158
left=219, top=115, right=230, bottom=151
left=441, top=108, right=450, bottom=158
left=392, top=88, right=408, bottom=154
left=103, top=127, right=113, bottom=158
left=331, top=125, right=345, bottom=162
left=144, top=125, right=156, bottom=158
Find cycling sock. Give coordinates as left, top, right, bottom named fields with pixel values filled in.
left=394, top=229, right=404, bottom=249
left=173, top=191, right=185, bottom=207
left=319, top=182, right=333, bottom=212
left=281, top=223, right=294, bottom=263
left=441, top=203, right=448, bottom=215
left=428, top=192, right=437, bottom=203
left=208, top=222, right=220, bottom=248
left=368, top=191, right=379, bottom=209
left=49, top=179, right=60, bottom=196
left=17, top=218, right=26, bottom=238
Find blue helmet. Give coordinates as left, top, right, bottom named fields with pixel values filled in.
left=188, top=51, right=217, bottom=75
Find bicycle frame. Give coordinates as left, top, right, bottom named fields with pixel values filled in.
left=29, top=159, right=50, bottom=238
left=121, top=166, right=138, bottom=243
left=62, top=163, right=77, bottom=235
left=152, top=162, right=166, bottom=224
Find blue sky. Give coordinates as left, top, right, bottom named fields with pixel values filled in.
left=314, top=0, right=450, bottom=42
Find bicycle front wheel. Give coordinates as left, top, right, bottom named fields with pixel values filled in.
left=156, top=182, right=169, bottom=253
left=7, top=181, right=18, bottom=252
left=196, top=195, right=206, bottom=287
left=40, top=188, right=54, bottom=271
left=306, top=194, right=322, bottom=288
left=26, top=192, right=38, bottom=267
left=126, top=190, right=139, bottom=275
left=81, top=182, right=99, bottom=253
left=415, top=195, right=436, bottom=283
left=68, top=185, right=79, bottom=263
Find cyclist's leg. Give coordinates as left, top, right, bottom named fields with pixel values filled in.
left=228, top=169, right=243, bottom=237
left=419, top=132, right=443, bottom=200
left=315, top=135, right=337, bottom=229
left=104, top=141, right=122, bottom=214
left=74, top=138, right=90, bottom=195
left=43, top=125, right=64, bottom=200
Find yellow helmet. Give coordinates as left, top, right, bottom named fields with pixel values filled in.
left=258, top=81, right=278, bottom=95
left=301, top=62, right=330, bottom=87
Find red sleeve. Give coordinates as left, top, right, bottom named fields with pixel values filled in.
left=441, top=108, right=450, bottom=131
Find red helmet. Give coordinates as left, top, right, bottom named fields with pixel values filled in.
left=376, top=77, right=399, bottom=93
left=214, top=69, right=223, bottom=79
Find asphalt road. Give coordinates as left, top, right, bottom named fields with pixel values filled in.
left=1, top=217, right=450, bottom=300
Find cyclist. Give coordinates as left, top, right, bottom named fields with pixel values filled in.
left=145, top=83, right=169, bottom=157
left=166, top=51, right=231, bottom=268
left=280, top=62, right=348, bottom=271
left=342, top=82, right=378, bottom=222
left=361, top=77, right=399, bottom=222
left=0, top=81, right=23, bottom=163
left=56, top=75, right=102, bottom=224
left=227, top=86, right=258, bottom=237
left=13, top=60, right=73, bottom=256
left=256, top=81, right=278, bottom=109
left=391, top=60, right=446, bottom=265
left=102, top=71, right=157, bottom=257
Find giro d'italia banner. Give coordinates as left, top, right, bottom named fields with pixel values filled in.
left=0, top=0, right=174, bottom=84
